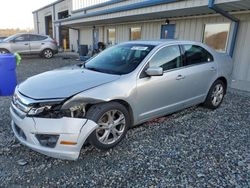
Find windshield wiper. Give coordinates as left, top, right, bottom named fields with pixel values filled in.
left=76, top=61, right=86, bottom=68
left=85, top=66, right=121, bottom=75
left=85, top=66, right=103, bottom=73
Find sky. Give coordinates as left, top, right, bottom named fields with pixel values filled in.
left=0, top=0, right=56, bottom=29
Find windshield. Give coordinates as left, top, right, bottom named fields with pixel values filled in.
left=85, top=43, right=155, bottom=75
left=3, top=34, right=19, bottom=42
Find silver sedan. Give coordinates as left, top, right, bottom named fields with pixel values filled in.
left=10, top=40, right=233, bottom=160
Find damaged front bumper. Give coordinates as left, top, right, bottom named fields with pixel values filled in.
left=10, top=106, right=98, bottom=160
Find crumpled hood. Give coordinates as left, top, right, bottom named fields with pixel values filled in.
left=18, top=66, right=120, bottom=100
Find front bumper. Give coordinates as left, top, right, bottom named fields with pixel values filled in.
left=10, top=107, right=98, bottom=160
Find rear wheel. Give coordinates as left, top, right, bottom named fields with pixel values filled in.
left=204, top=80, right=226, bottom=109
left=0, top=48, right=9, bottom=54
left=86, top=102, right=130, bottom=150
left=42, top=49, right=53, bottom=59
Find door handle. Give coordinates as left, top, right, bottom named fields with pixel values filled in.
left=24, top=43, right=29, bottom=45
left=41, top=43, right=45, bottom=45
left=176, top=75, right=185, bottom=80
left=210, top=67, right=217, bottom=72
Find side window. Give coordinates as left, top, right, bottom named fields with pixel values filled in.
left=149, top=45, right=182, bottom=71
left=37, top=35, right=47, bottom=41
left=14, top=34, right=29, bottom=42
left=183, top=45, right=214, bottom=66
left=30, top=35, right=47, bottom=41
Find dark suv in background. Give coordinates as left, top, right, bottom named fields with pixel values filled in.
left=0, top=33, right=58, bottom=58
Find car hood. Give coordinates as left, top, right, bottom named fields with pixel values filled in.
left=18, top=66, right=120, bottom=100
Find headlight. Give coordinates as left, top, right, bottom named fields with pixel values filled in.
left=28, top=105, right=52, bottom=115
left=27, top=101, right=86, bottom=119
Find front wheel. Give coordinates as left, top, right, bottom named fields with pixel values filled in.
left=42, top=49, right=53, bottom=59
left=86, top=102, right=131, bottom=150
left=204, top=80, right=226, bottom=109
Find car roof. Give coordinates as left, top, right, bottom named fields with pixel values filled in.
left=15, top=33, right=48, bottom=37
left=121, top=39, right=203, bottom=46
left=122, top=40, right=174, bottom=46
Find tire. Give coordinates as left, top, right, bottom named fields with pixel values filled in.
left=204, top=80, right=226, bottom=109
left=86, top=102, right=131, bottom=150
left=42, top=49, right=53, bottom=59
left=0, top=48, right=10, bottom=54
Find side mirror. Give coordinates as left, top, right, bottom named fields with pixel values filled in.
left=145, top=67, right=163, bottom=76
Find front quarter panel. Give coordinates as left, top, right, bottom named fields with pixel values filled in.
left=63, top=75, right=138, bottom=122
left=0, top=42, right=11, bottom=52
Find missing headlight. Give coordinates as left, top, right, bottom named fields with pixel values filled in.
left=69, top=104, right=86, bottom=118
left=28, top=106, right=52, bottom=115
left=26, top=99, right=87, bottom=119
left=28, top=104, right=86, bottom=119
left=27, top=103, right=69, bottom=119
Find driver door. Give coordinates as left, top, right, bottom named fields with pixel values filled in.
left=10, top=34, right=30, bottom=54
left=135, top=45, right=187, bottom=122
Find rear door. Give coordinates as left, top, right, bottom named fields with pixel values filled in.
left=180, top=44, right=218, bottom=106
left=10, top=34, right=30, bottom=54
left=29, top=34, right=47, bottom=53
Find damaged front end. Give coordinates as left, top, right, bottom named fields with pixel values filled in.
left=10, top=89, right=99, bottom=160
left=27, top=102, right=86, bottom=119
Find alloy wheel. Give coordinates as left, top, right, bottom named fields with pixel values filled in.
left=211, top=83, right=224, bottom=107
left=44, top=49, right=53, bottom=58
left=96, top=110, right=126, bottom=145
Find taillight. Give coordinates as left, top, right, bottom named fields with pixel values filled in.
left=51, top=39, right=57, bottom=46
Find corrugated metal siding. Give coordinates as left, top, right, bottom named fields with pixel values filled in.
left=36, top=7, right=53, bottom=35
left=100, top=21, right=165, bottom=44
left=55, top=0, right=72, bottom=19
left=33, top=0, right=73, bottom=49
left=141, top=21, right=165, bottom=40
left=86, top=0, right=145, bottom=14
left=232, top=14, right=250, bottom=88
left=69, top=29, right=78, bottom=52
left=174, top=16, right=229, bottom=41
left=80, top=27, right=93, bottom=45
left=33, top=14, right=38, bottom=33
left=98, top=26, right=104, bottom=43
left=81, top=16, right=231, bottom=44
left=65, top=0, right=210, bottom=26
left=72, top=0, right=110, bottom=11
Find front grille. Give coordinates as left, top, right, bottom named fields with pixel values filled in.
left=14, top=124, right=27, bottom=140
left=11, top=102, right=26, bottom=119
left=12, top=92, right=31, bottom=113
left=11, top=91, right=34, bottom=119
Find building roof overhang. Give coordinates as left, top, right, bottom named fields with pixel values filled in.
left=56, top=0, right=250, bottom=28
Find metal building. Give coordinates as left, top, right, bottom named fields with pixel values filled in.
left=33, top=0, right=250, bottom=91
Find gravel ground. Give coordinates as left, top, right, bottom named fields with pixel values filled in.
left=0, top=55, right=249, bottom=187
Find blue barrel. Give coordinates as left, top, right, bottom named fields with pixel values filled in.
left=0, top=54, right=17, bottom=96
